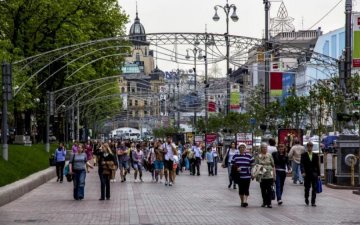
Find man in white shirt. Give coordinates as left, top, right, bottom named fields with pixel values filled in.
left=192, top=142, right=202, bottom=176
left=163, top=136, right=177, bottom=186
left=267, top=138, right=277, bottom=154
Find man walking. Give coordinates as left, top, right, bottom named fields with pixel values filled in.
left=300, top=142, right=321, bottom=207
left=192, top=142, right=202, bottom=176
left=288, top=140, right=305, bottom=184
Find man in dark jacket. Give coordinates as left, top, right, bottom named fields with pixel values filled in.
left=300, top=141, right=321, bottom=207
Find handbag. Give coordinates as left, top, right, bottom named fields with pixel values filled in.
left=230, top=164, right=240, bottom=184
left=271, top=185, right=276, bottom=200
left=316, top=178, right=323, bottom=193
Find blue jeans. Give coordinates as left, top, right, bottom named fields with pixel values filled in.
left=73, top=169, right=86, bottom=200
left=275, top=170, right=286, bottom=201
left=292, top=161, right=303, bottom=183
left=213, top=156, right=219, bottom=175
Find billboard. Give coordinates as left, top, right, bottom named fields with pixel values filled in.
left=208, top=101, right=216, bottom=112
left=353, top=15, right=360, bottom=67
left=205, top=133, right=217, bottom=146
left=230, top=83, right=240, bottom=110
left=281, top=72, right=295, bottom=103
left=278, top=129, right=304, bottom=152
left=270, top=72, right=283, bottom=97
left=236, top=132, right=253, bottom=150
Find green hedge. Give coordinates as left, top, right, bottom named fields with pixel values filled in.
left=0, top=144, right=57, bottom=187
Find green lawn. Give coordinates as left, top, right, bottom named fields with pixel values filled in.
left=0, top=144, right=57, bottom=187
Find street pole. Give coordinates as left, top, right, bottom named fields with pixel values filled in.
left=2, top=62, right=11, bottom=161
left=226, top=14, right=231, bottom=115
left=71, top=97, right=75, bottom=141
left=264, top=0, right=271, bottom=108
left=205, top=34, right=209, bottom=130
left=345, top=0, right=352, bottom=93
left=177, top=82, right=180, bottom=129
left=46, top=91, right=50, bottom=152
left=76, top=101, right=80, bottom=142
left=194, top=53, right=197, bottom=128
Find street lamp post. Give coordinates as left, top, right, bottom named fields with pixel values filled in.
left=213, top=0, right=239, bottom=115
left=185, top=46, right=203, bottom=129
left=263, top=0, right=271, bottom=108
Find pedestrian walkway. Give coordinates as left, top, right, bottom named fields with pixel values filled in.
left=0, top=164, right=359, bottom=225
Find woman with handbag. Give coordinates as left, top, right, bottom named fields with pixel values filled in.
left=255, top=143, right=276, bottom=208
left=69, top=144, right=93, bottom=200
left=132, top=144, right=144, bottom=182
left=95, top=143, right=117, bottom=200
left=221, top=142, right=239, bottom=189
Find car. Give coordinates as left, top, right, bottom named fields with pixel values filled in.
left=304, top=141, right=321, bottom=154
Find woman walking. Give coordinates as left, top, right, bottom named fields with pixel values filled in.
left=231, top=143, right=254, bottom=207
left=255, top=143, right=276, bottom=208
left=95, top=143, right=117, bottom=200
left=54, top=142, right=66, bottom=183
left=272, top=143, right=290, bottom=205
left=222, top=142, right=239, bottom=189
left=211, top=143, right=219, bottom=175
left=69, top=144, right=93, bottom=200
left=132, top=144, right=144, bottom=182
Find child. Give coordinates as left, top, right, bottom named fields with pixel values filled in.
left=206, top=147, right=214, bottom=176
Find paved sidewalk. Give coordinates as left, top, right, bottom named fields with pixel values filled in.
left=0, top=164, right=359, bottom=225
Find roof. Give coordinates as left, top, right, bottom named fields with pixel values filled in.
left=129, top=12, right=147, bottom=45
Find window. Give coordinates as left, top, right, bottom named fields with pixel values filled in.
left=135, top=100, right=138, bottom=106
left=144, top=111, right=148, bottom=115
left=136, top=53, right=140, bottom=61
left=129, top=100, right=133, bottom=106
left=132, top=88, right=135, bottom=93
left=145, top=47, right=148, bottom=56
left=323, top=40, right=330, bottom=56
left=121, top=87, right=125, bottom=93
left=144, top=100, right=148, bottom=106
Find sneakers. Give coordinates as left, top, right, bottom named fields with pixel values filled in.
left=305, top=199, right=309, bottom=206
left=169, top=182, right=173, bottom=186
left=165, top=181, right=168, bottom=186
left=278, top=200, right=283, bottom=205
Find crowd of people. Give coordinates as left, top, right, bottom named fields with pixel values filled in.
left=53, top=136, right=321, bottom=208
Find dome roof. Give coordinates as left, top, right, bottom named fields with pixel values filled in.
left=129, top=13, right=147, bottom=44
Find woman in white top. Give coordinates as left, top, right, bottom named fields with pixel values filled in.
left=222, top=142, right=240, bottom=189
left=211, top=142, right=219, bottom=176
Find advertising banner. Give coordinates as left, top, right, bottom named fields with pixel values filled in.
left=195, top=135, right=204, bottom=145
left=353, top=15, right=360, bottom=67
left=270, top=72, right=283, bottom=97
left=278, top=129, right=304, bottom=152
left=230, top=92, right=240, bottom=109
left=208, top=101, right=216, bottom=112
left=186, top=132, right=194, bottom=144
left=236, top=132, right=253, bottom=149
left=205, top=133, right=217, bottom=146
left=281, top=72, right=295, bottom=103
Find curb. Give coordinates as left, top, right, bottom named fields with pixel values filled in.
left=326, top=183, right=360, bottom=190
left=0, top=167, right=56, bottom=207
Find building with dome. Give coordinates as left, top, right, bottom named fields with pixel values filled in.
left=125, top=10, right=155, bottom=75
left=116, top=11, right=164, bottom=130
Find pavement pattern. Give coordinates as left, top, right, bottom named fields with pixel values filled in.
left=0, top=164, right=359, bottom=225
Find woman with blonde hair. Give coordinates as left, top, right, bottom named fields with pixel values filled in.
left=95, top=143, right=117, bottom=200
left=69, top=143, right=93, bottom=200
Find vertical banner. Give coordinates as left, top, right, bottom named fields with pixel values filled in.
left=353, top=15, right=360, bottom=67
left=208, top=101, right=216, bottom=112
left=270, top=72, right=283, bottom=97
left=230, top=83, right=240, bottom=110
left=186, top=132, right=194, bottom=144
left=281, top=73, right=295, bottom=103
left=278, top=129, right=304, bottom=152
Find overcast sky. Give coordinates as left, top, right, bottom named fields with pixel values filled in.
left=118, top=0, right=360, bottom=71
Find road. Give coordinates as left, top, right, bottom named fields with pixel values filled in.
left=0, top=164, right=359, bottom=225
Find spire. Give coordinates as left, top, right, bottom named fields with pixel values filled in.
left=135, top=1, right=139, bottom=20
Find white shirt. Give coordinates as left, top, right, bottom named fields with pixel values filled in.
left=228, top=148, right=239, bottom=163
left=267, top=146, right=277, bottom=154
left=192, top=146, right=202, bottom=158
left=163, top=143, right=175, bottom=161
left=211, top=147, right=218, bottom=157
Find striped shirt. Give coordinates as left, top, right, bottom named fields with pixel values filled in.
left=231, top=153, right=254, bottom=179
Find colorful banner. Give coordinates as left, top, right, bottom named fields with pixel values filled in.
left=205, top=133, right=217, bottom=146
left=270, top=72, right=283, bottom=97
left=278, top=129, right=304, bottom=152
left=208, top=101, right=216, bottom=112
left=230, top=92, right=240, bottom=109
left=281, top=73, right=295, bottom=103
left=353, top=15, right=360, bottom=67
left=186, top=132, right=194, bottom=144
left=195, top=135, right=204, bottom=145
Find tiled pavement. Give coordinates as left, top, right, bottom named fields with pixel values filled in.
left=0, top=164, right=359, bottom=225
